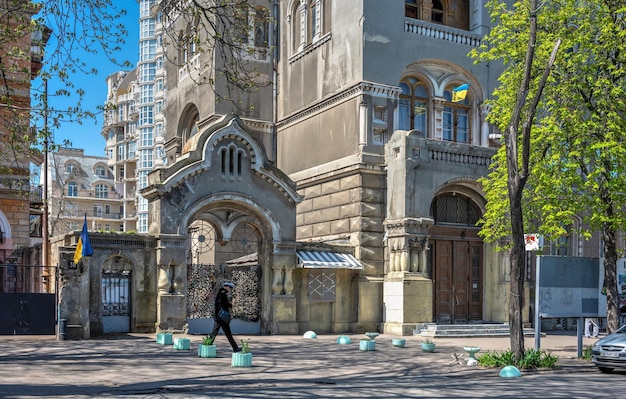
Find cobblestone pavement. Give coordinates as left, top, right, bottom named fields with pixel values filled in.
left=0, top=331, right=621, bottom=398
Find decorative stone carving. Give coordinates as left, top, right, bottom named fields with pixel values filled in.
left=272, top=266, right=284, bottom=295
left=158, top=264, right=172, bottom=294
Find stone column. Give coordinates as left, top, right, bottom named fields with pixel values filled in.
left=383, top=218, right=433, bottom=335
left=155, top=235, right=187, bottom=332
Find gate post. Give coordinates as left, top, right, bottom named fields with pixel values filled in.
left=155, top=235, right=187, bottom=332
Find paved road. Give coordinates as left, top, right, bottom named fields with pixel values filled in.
left=1, top=332, right=625, bottom=398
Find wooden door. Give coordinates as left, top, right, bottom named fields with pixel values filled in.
left=434, top=239, right=482, bottom=323
left=435, top=241, right=453, bottom=322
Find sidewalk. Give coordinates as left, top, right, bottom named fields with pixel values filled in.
left=0, top=331, right=600, bottom=398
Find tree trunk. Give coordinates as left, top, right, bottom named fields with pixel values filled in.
left=508, top=175, right=525, bottom=361
left=602, top=224, right=620, bottom=333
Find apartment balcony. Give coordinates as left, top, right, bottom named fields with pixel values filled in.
left=29, top=186, right=43, bottom=207
left=404, top=19, right=482, bottom=48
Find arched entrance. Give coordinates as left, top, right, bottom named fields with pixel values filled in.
left=141, top=115, right=301, bottom=334
left=185, top=209, right=265, bottom=334
left=430, top=193, right=483, bottom=323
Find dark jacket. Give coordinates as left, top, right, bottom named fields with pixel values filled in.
left=214, top=287, right=232, bottom=315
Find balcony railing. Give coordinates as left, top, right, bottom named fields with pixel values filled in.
left=404, top=19, right=482, bottom=48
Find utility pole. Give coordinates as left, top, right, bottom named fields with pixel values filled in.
left=42, top=79, right=49, bottom=268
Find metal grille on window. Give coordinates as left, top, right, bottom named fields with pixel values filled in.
left=433, top=195, right=480, bottom=225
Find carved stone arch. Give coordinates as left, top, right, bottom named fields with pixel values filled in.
left=143, top=114, right=300, bottom=334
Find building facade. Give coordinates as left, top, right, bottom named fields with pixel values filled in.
left=56, top=0, right=617, bottom=338
left=43, top=148, right=123, bottom=235
left=133, top=0, right=514, bottom=334
left=0, top=1, right=46, bottom=265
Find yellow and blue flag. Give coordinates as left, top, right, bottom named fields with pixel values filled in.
left=74, top=214, right=94, bottom=264
left=452, top=83, right=470, bottom=102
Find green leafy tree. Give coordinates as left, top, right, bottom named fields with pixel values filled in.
left=1, top=0, right=130, bottom=188
left=473, top=0, right=626, bottom=360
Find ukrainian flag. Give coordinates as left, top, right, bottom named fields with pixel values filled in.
left=452, top=83, right=470, bottom=103
left=74, top=214, right=94, bottom=264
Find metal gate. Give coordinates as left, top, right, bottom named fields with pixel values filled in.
left=101, top=270, right=130, bottom=333
left=0, top=264, right=57, bottom=335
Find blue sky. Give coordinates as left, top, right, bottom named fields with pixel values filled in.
left=43, top=5, right=139, bottom=157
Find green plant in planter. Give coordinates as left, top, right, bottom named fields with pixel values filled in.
left=240, top=339, right=251, bottom=353
left=201, top=335, right=215, bottom=346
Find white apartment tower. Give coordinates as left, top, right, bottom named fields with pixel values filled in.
left=103, top=0, right=166, bottom=233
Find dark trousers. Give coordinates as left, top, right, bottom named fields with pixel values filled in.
left=210, top=319, right=239, bottom=351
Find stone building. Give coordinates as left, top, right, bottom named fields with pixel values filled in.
left=136, top=0, right=513, bottom=336
left=0, top=1, right=47, bottom=264
left=54, top=1, right=579, bottom=338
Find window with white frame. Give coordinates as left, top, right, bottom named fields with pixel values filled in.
left=65, top=162, right=77, bottom=174
left=291, top=0, right=324, bottom=54
left=95, top=165, right=107, bottom=177
left=95, top=184, right=109, bottom=199
left=67, top=181, right=78, bottom=197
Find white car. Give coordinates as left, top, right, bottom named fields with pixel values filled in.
left=592, top=324, right=626, bottom=373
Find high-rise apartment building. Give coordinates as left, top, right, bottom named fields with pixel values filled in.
left=102, top=0, right=166, bottom=233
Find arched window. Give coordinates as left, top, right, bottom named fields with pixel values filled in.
left=67, top=181, right=78, bottom=197
left=95, top=184, right=109, bottom=199
left=291, top=0, right=324, bottom=54
left=66, top=162, right=77, bottom=174
left=431, top=194, right=480, bottom=226
left=443, top=85, right=471, bottom=143
left=399, top=78, right=429, bottom=134
left=95, top=165, right=107, bottom=177
left=308, top=0, right=318, bottom=42
left=254, top=6, right=269, bottom=47
left=431, top=0, right=444, bottom=24
left=219, top=143, right=246, bottom=179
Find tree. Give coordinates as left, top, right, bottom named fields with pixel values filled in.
left=473, top=0, right=626, bottom=360
left=1, top=0, right=130, bottom=186
left=472, top=0, right=561, bottom=361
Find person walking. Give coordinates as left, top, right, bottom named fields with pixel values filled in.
left=210, top=281, right=241, bottom=352
left=585, top=317, right=599, bottom=338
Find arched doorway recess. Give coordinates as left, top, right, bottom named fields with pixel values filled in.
left=430, top=191, right=484, bottom=323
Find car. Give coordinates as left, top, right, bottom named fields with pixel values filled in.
left=591, top=324, right=626, bottom=373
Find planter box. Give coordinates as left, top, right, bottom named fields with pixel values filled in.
left=156, top=333, right=173, bottom=345
left=421, top=342, right=436, bottom=352
left=232, top=352, right=252, bottom=367
left=198, top=344, right=217, bottom=358
left=359, top=339, right=376, bottom=351
left=392, top=338, right=406, bottom=348
left=173, top=338, right=191, bottom=350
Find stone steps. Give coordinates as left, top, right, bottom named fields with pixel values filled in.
left=414, top=323, right=538, bottom=338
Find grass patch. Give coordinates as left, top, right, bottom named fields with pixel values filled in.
left=477, top=348, right=559, bottom=369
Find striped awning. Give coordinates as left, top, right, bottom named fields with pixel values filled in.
left=296, top=250, right=363, bottom=269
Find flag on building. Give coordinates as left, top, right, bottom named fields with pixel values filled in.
left=74, top=214, right=94, bottom=264
left=451, top=83, right=470, bottom=102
